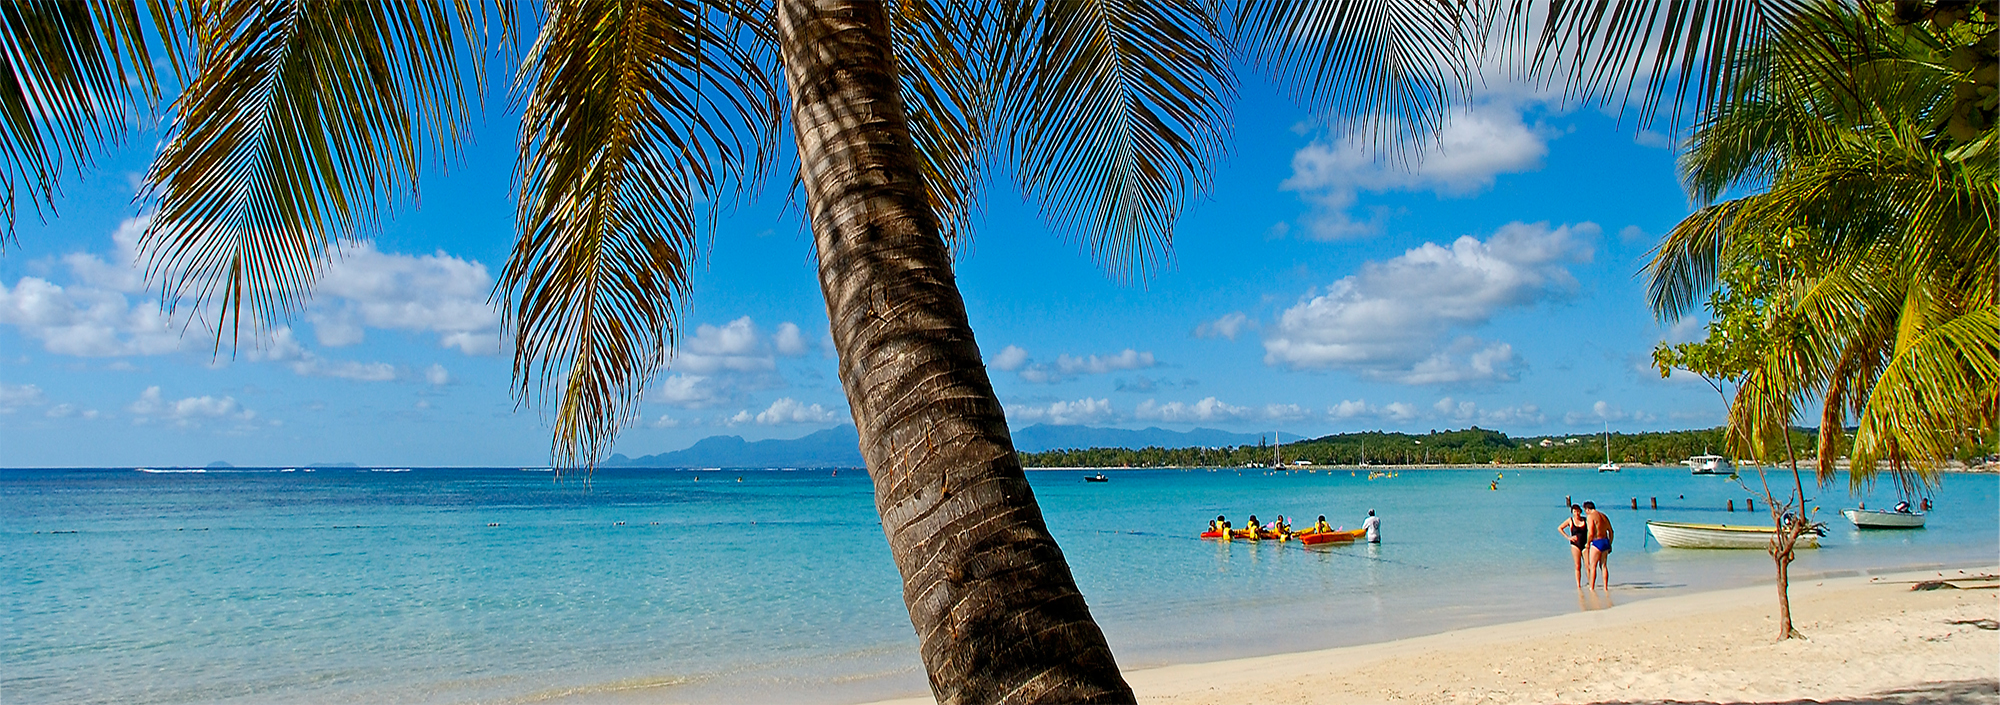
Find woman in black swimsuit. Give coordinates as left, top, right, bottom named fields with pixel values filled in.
left=1557, top=504, right=1589, bottom=588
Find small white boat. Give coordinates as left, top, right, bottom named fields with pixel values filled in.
left=1685, top=453, right=1729, bottom=475
left=1842, top=508, right=1926, bottom=529
left=1646, top=520, right=1822, bottom=549
left=1597, top=423, right=1620, bottom=472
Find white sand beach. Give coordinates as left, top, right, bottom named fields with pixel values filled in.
left=871, top=567, right=1999, bottom=705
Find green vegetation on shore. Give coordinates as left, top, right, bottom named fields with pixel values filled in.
left=1021, top=426, right=1821, bottom=468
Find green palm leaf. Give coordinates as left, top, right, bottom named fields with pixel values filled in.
left=1230, top=0, right=1480, bottom=147
left=140, top=0, right=485, bottom=344
left=995, top=0, right=1232, bottom=278
left=0, top=0, right=157, bottom=239
left=503, top=0, right=780, bottom=467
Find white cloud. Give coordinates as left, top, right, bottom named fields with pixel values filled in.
left=1, top=216, right=504, bottom=360
left=1330, top=398, right=1375, bottom=419
left=1284, top=103, right=1551, bottom=240
left=1564, top=400, right=1657, bottom=425
left=1, top=383, right=47, bottom=413
left=1433, top=396, right=1546, bottom=426
left=1129, top=397, right=1323, bottom=424
left=1135, top=397, right=1250, bottom=423
left=648, top=413, right=681, bottom=429
left=649, top=373, right=722, bottom=408
left=1056, top=350, right=1154, bottom=375
left=424, top=364, right=452, bottom=386
left=999, top=347, right=1157, bottom=384
left=1010, top=397, right=1116, bottom=426
left=127, top=386, right=259, bottom=428
left=1263, top=221, right=1595, bottom=384
left=45, top=403, right=100, bottom=419
left=773, top=322, right=808, bottom=356
left=246, top=328, right=398, bottom=382
left=0, top=276, right=185, bottom=357
left=992, top=345, right=1030, bottom=371
left=645, top=317, right=809, bottom=408
left=668, top=317, right=781, bottom=374
left=1383, top=402, right=1419, bottom=421
left=306, top=242, right=499, bottom=354
left=752, top=397, right=843, bottom=425
left=1194, top=312, right=1253, bottom=340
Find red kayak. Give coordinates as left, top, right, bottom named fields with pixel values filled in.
left=1296, top=528, right=1366, bottom=545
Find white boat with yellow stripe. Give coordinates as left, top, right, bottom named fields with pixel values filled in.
left=1646, top=520, right=1822, bottom=550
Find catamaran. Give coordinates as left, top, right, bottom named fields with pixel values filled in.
left=1685, top=452, right=1728, bottom=475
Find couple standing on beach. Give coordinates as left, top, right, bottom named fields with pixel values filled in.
left=1559, top=503, right=1613, bottom=589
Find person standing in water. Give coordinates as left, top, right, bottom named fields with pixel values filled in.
left=1557, top=505, right=1588, bottom=587
left=1582, top=501, right=1613, bottom=589
left=1362, top=509, right=1380, bottom=543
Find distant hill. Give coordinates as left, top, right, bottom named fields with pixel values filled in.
left=607, top=424, right=1272, bottom=468
left=1008, top=424, right=1269, bottom=453
left=608, top=426, right=865, bottom=468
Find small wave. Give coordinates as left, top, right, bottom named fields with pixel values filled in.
left=519, top=467, right=554, bottom=472
left=280, top=468, right=298, bottom=472
left=370, top=468, right=412, bottom=473
left=135, top=468, right=203, bottom=474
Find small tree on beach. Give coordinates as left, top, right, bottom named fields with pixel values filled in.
left=1648, top=1, right=2000, bottom=640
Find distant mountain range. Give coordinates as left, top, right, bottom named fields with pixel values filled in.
left=604, top=424, right=1275, bottom=468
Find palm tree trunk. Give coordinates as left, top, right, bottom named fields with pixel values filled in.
left=773, top=1, right=1133, bottom=703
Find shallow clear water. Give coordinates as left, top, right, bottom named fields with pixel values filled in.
left=3, top=465, right=1994, bottom=704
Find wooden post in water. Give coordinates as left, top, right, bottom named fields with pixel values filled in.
left=1747, top=498, right=1755, bottom=512
left=1728, top=499, right=1736, bottom=511
left=1651, top=497, right=1658, bottom=509
left=1631, top=497, right=1638, bottom=510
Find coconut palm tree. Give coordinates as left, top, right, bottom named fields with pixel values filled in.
left=1645, top=1, right=1998, bottom=640
left=1648, top=2, right=1999, bottom=484
left=4, top=0, right=1918, bottom=699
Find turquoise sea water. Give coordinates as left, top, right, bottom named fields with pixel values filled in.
left=4, top=465, right=1995, bottom=704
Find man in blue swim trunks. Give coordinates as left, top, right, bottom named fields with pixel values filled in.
left=1582, top=501, right=1613, bottom=590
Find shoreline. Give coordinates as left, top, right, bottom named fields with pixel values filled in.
left=1027, top=463, right=2000, bottom=472
left=864, top=565, right=2000, bottom=705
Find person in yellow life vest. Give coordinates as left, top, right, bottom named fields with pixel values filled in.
left=1311, top=515, right=1333, bottom=534
left=1244, top=515, right=1261, bottom=539
left=1209, top=514, right=1226, bottom=533
left=1275, top=515, right=1292, bottom=540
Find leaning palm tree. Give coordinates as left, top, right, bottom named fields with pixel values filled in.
left=4, top=0, right=1927, bottom=700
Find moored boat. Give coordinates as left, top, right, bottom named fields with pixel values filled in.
left=1597, top=423, right=1620, bottom=472
left=1296, top=528, right=1366, bottom=545
left=1684, top=453, right=1728, bottom=475
left=1646, top=520, right=1821, bottom=549
left=1842, top=508, right=1925, bottom=529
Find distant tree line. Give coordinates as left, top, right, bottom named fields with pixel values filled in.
left=1019, top=426, right=1829, bottom=468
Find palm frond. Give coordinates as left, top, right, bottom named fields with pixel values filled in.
left=140, top=0, right=485, bottom=346
left=995, top=0, right=1231, bottom=278
left=889, top=0, right=993, bottom=246
left=0, top=0, right=157, bottom=239
left=1519, top=0, right=1824, bottom=129
left=1849, top=300, right=2000, bottom=490
left=504, top=0, right=780, bottom=469
left=1228, top=0, right=1481, bottom=149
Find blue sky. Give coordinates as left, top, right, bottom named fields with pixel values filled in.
left=0, top=73, right=1726, bottom=467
